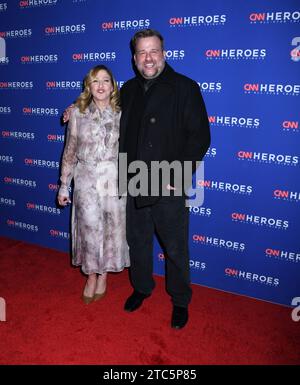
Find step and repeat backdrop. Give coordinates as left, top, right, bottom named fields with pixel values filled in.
left=0, top=0, right=299, bottom=307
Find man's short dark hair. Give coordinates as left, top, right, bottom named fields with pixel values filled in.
left=131, top=29, right=164, bottom=52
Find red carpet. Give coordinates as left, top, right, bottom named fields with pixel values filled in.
left=0, top=236, right=299, bottom=365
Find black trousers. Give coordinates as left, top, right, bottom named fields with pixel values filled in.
left=126, top=195, right=192, bottom=307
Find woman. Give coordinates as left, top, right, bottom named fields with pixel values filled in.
left=57, top=65, right=129, bottom=304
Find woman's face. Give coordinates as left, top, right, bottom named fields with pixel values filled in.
left=90, top=69, right=114, bottom=106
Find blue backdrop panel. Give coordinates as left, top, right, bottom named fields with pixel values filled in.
left=0, top=0, right=299, bottom=306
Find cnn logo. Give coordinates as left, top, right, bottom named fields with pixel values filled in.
left=0, top=297, right=6, bottom=321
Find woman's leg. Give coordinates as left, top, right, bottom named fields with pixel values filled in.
left=82, top=273, right=97, bottom=303
left=95, top=272, right=107, bottom=295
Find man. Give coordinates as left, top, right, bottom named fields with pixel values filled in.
left=119, top=29, right=210, bottom=329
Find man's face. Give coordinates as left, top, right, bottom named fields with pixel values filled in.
left=134, top=36, right=165, bottom=79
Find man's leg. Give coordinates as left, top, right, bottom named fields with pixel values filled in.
left=126, top=195, right=155, bottom=296
left=152, top=195, right=191, bottom=328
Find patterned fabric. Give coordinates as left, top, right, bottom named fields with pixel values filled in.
left=59, top=102, right=129, bottom=274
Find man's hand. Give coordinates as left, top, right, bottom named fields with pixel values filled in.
left=62, top=104, right=75, bottom=123
left=166, top=184, right=176, bottom=191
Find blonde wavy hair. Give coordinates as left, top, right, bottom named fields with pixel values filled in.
left=75, top=65, right=120, bottom=113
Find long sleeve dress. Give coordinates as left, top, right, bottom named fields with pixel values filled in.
left=58, top=101, right=129, bottom=275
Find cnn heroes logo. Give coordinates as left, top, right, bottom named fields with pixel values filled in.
left=21, top=54, right=58, bottom=64
left=23, top=106, right=59, bottom=116
left=249, top=11, right=300, bottom=24
left=26, top=202, right=61, bottom=215
left=206, top=48, right=266, bottom=60
left=101, top=19, right=150, bottom=31
left=20, top=0, right=58, bottom=8
left=169, top=14, right=226, bottom=27
left=0, top=28, right=31, bottom=38
left=0, top=81, right=33, bottom=89
left=192, top=234, right=245, bottom=252
left=4, top=176, right=37, bottom=188
left=46, top=80, right=81, bottom=90
left=24, top=158, right=59, bottom=169
left=266, top=248, right=300, bottom=264
left=45, top=24, right=85, bottom=35
left=197, top=179, right=252, bottom=195
left=237, top=150, right=298, bottom=166
left=6, top=219, right=38, bottom=232
left=232, top=212, right=289, bottom=230
left=72, top=51, right=116, bottom=62
left=244, top=83, right=300, bottom=96
left=209, top=115, right=260, bottom=128
left=2, top=130, right=35, bottom=140
left=225, top=267, right=279, bottom=287
left=273, top=188, right=300, bottom=203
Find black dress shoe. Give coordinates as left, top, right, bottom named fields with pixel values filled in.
left=171, top=306, right=188, bottom=329
left=124, top=291, right=150, bottom=312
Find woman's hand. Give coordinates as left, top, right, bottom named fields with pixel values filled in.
left=57, top=195, right=71, bottom=206
left=62, top=104, right=75, bottom=123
